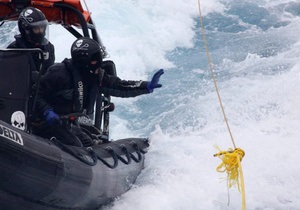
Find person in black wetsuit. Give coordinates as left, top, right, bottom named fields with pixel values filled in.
left=7, top=7, right=55, bottom=75
left=35, top=37, right=164, bottom=147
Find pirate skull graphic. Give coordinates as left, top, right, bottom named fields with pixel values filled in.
left=11, top=111, right=26, bottom=131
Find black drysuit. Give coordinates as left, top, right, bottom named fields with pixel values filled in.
left=35, top=58, right=149, bottom=146
left=7, top=34, right=55, bottom=75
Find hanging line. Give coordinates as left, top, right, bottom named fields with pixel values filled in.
left=197, top=1, right=236, bottom=149
left=197, top=1, right=246, bottom=210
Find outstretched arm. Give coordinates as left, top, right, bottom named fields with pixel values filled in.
left=100, top=69, right=164, bottom=98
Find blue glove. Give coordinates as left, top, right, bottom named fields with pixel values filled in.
left=43, top=109, right=61, bottom=126
left=147, top=69, right=164, bottom=93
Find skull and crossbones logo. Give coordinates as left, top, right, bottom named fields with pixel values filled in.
left=11, top=111, right=26, bottom=131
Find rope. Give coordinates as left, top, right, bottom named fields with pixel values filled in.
left=197, top=0, right=236, bottom=149
left=214, top=147, right=245, bottom=189
left=214, top=147, right=246, bottom=209
left=197, top=1, right=246, bottom=209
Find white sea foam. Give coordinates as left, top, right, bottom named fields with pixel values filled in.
left=1, top=0, right=300, bottom=209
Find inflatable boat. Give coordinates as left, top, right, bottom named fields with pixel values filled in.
left=0, top=118, right=148, bottom=209
left=0, top=1, right=149, bottom=209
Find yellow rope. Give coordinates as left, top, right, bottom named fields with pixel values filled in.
left=197, top=1, right=246, bottom=209
left=213, top=147, right=246, bottom=210
left=197, top=0, right=236, bottom=149
left=214, top=147, right=245, bottom=190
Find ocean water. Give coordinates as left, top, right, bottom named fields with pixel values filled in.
left=1, top=0, right=300, bottom=209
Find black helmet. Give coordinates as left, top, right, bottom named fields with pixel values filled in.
left=18, top=7, right=49, bottom=45
left=71, top=37, right=103, bottom=74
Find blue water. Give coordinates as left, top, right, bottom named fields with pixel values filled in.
left=1, top=0, right=300, bottom=209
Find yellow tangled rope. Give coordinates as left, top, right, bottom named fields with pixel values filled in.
left=214, top=147, right=246, bottom=210
left=214, top=147, right=245, bottom=190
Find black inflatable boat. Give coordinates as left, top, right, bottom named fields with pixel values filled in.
left=0, top=117, right=148, bottom=209
left=0, top=1, right=149, bottom=209
left=0, top=118, right=148, bottom=209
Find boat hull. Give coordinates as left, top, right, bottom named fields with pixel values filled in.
left=0, top=120, right=148, bottom=209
